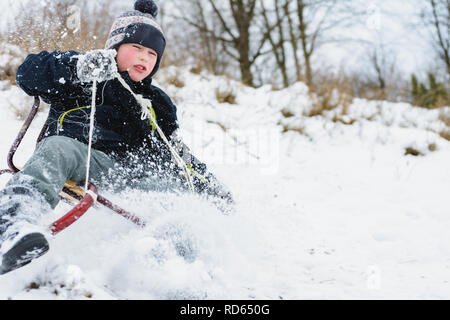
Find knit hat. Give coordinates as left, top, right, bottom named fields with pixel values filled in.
left=105, top=0, right=166, bottom=77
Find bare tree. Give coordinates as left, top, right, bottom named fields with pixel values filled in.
left=161, top=0, right=232, bottom=75
left=260, top=0, right=289, bottom=88
left=364, top=45, right=401, bottom=100
left=167, top=0, right=361, bottom=90
left=295, top=0, right=351, bottom=89
left=427, top=0, right=450, bottom=75
left=174, top=0, right=271, bottom=87
left=283, top=0, right=302, bottom=82
left=259, top=0, right=357, bottom=89
left=260, top=0, right=314, bottom=88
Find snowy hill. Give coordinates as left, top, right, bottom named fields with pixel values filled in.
left=0, top=63, right=449, bottom=300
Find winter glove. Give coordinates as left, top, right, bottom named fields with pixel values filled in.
left=201, top=176, right=235, bottom=214
left=76, top=49, right=118, bottom=83
left=203, top=173, right=234, bottom=203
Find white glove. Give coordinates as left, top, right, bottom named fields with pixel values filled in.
left=76, top=49, right=118, bottom=83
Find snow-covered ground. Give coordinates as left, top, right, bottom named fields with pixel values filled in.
left=0, top=64, right=449, bottom=300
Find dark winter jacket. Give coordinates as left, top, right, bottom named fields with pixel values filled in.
left=15, top=50, right=233, bottom=204
left=16, top=50, right=177, bottom=161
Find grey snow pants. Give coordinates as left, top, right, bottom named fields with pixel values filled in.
left=6, top=136, right=116, bottom=209
left=5, top=135, right=182, bottom=210
left=0, top=135, right=190, bottom=240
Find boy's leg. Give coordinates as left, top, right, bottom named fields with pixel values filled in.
left=5, top=135, right=116, bottom=209
left=0, top=135, right=116, bottom=273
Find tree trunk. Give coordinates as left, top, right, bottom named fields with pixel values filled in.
left=284, top=0, right=302, bottom=82
left=261, top=0, right=289, bottom=87
left=231, top=0, right=256, bottom=86
left=297, top=0, right=313, bottom=88
left=430, top=0, right=450, bottom=75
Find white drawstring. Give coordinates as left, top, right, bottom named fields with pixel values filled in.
left=86, top=73, right=196, bottom=193
left=84, top=79, right=97, bottom=195
left=115, top=72, right=195, bottom=193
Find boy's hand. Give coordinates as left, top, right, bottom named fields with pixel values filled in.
left=76, top=49, right=118, bottom=83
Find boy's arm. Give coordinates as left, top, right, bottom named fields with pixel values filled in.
left=16, top=50, right=87, bottom=104
left=171, top=133, right=234, bottom=206
left=150, top=86, right=234, bottom=209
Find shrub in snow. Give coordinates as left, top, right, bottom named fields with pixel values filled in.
left=215, top=84, right=237, bottom=105
left=411, top=73, right=449, bottom=109
left=0, top=43, right=26, bottom=84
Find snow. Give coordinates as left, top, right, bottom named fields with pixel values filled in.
left=0, top=65, right=449, bottom=300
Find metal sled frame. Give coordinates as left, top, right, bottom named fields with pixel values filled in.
left=0, top=97, right=145, bottom=234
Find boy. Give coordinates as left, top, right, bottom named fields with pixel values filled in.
left=0, top=0, right=232, bottom=275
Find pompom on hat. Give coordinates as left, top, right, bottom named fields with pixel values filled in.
left=105, top=0, right=165, bottom=78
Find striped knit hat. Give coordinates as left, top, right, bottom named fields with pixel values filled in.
left=105, top=0, right=166, bottom=77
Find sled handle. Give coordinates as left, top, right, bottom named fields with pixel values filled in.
left=51, top=183, right=98, bottom=235
left=7, top=97, right=41, bottom=173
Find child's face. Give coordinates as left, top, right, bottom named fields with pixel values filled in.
left=116, top=43, right=158, bottom=82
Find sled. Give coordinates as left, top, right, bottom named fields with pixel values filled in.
left=0, top=97, right=145, bottom=235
